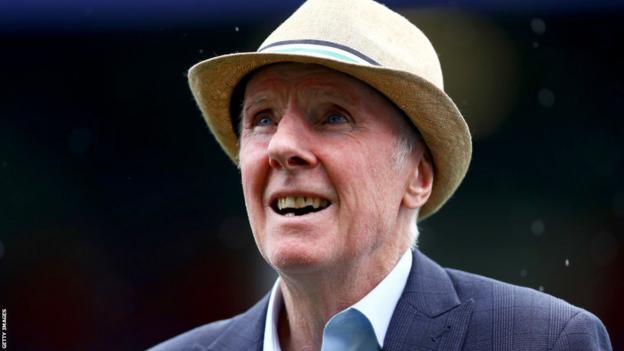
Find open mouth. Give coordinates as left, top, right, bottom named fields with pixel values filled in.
left=271, top=196, right=331, bottom=216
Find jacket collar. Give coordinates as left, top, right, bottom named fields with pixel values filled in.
left=383, top=249, right=474, bottom=351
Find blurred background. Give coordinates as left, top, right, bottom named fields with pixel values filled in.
left=0, top=0, right=622, bottom=349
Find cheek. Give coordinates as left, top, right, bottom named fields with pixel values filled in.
left=333, top=141, right=404, bottom=223
left=239, top=142, right=270, bottom=214
left=343, top=140, right=399, bottom=191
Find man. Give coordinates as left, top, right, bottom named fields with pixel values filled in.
left=150, top=0, right=612, bottom=350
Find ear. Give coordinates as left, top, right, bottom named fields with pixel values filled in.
left=402, top=150, right=434, bottom=209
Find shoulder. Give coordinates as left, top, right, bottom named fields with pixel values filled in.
left=147, top=293, right=270, bottom=351
left=444, top=268, right=612, bottom=350
left=147, top=318, right=234, bottom=351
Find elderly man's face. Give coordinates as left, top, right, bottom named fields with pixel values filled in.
left=239, top=63, right=424, bottom=273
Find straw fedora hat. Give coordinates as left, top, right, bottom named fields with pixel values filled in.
left=187, top=0, right=472, bottom=220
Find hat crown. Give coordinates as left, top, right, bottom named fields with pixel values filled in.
left=259, top=0, right=444, bottom=90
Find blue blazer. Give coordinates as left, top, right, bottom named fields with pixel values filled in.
left=149, top=250, right=612, bottom=350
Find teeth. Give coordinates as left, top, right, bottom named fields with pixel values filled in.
left=276, top=196, right=329, bottom=210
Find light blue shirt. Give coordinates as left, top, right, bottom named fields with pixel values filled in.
left=263, top=250, right=413, bottom=350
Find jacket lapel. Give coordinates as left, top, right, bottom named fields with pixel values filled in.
left=207, top=293, right=269, bottom=351
left=384, top=250, right=474, bottom=351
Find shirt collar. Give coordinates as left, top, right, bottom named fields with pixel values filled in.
left=351, top=249, right=412, bottom=346
left=264, top=278, right=283, bottom=351
left=263, top=249, right=413, bottom=350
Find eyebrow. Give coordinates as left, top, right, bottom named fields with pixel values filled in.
left=242, top=95, right=271, bottom=115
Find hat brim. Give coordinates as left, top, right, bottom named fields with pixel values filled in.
left=188, top=52, right=471, bottom=220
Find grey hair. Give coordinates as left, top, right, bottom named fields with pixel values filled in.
left=391, top=132, right=417, bottom=172
left=409, top=216, right=420, bottom=249
left=391, top=118, right=424, bottom=247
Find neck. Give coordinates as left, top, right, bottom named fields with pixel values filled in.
left=276, top=245, right=408, bottom=351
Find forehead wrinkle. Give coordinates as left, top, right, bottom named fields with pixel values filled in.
left=299, top=85, right=358, bottom=107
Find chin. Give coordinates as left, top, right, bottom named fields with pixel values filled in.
left=265, top=240, right=333, bottom=274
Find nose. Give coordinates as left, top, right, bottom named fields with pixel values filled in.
left=267, top=112, right=318, bottom=170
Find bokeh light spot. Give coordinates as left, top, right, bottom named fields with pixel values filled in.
left=531, top=219, right=545, bottom=236
left=538, top=88, right=555, bottom=107
left=530, top=18, right=546, bottom=34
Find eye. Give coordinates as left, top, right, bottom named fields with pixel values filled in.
left=253, top=113, right=275, bottom=127
left=324, top=113, right=349, bottom=125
